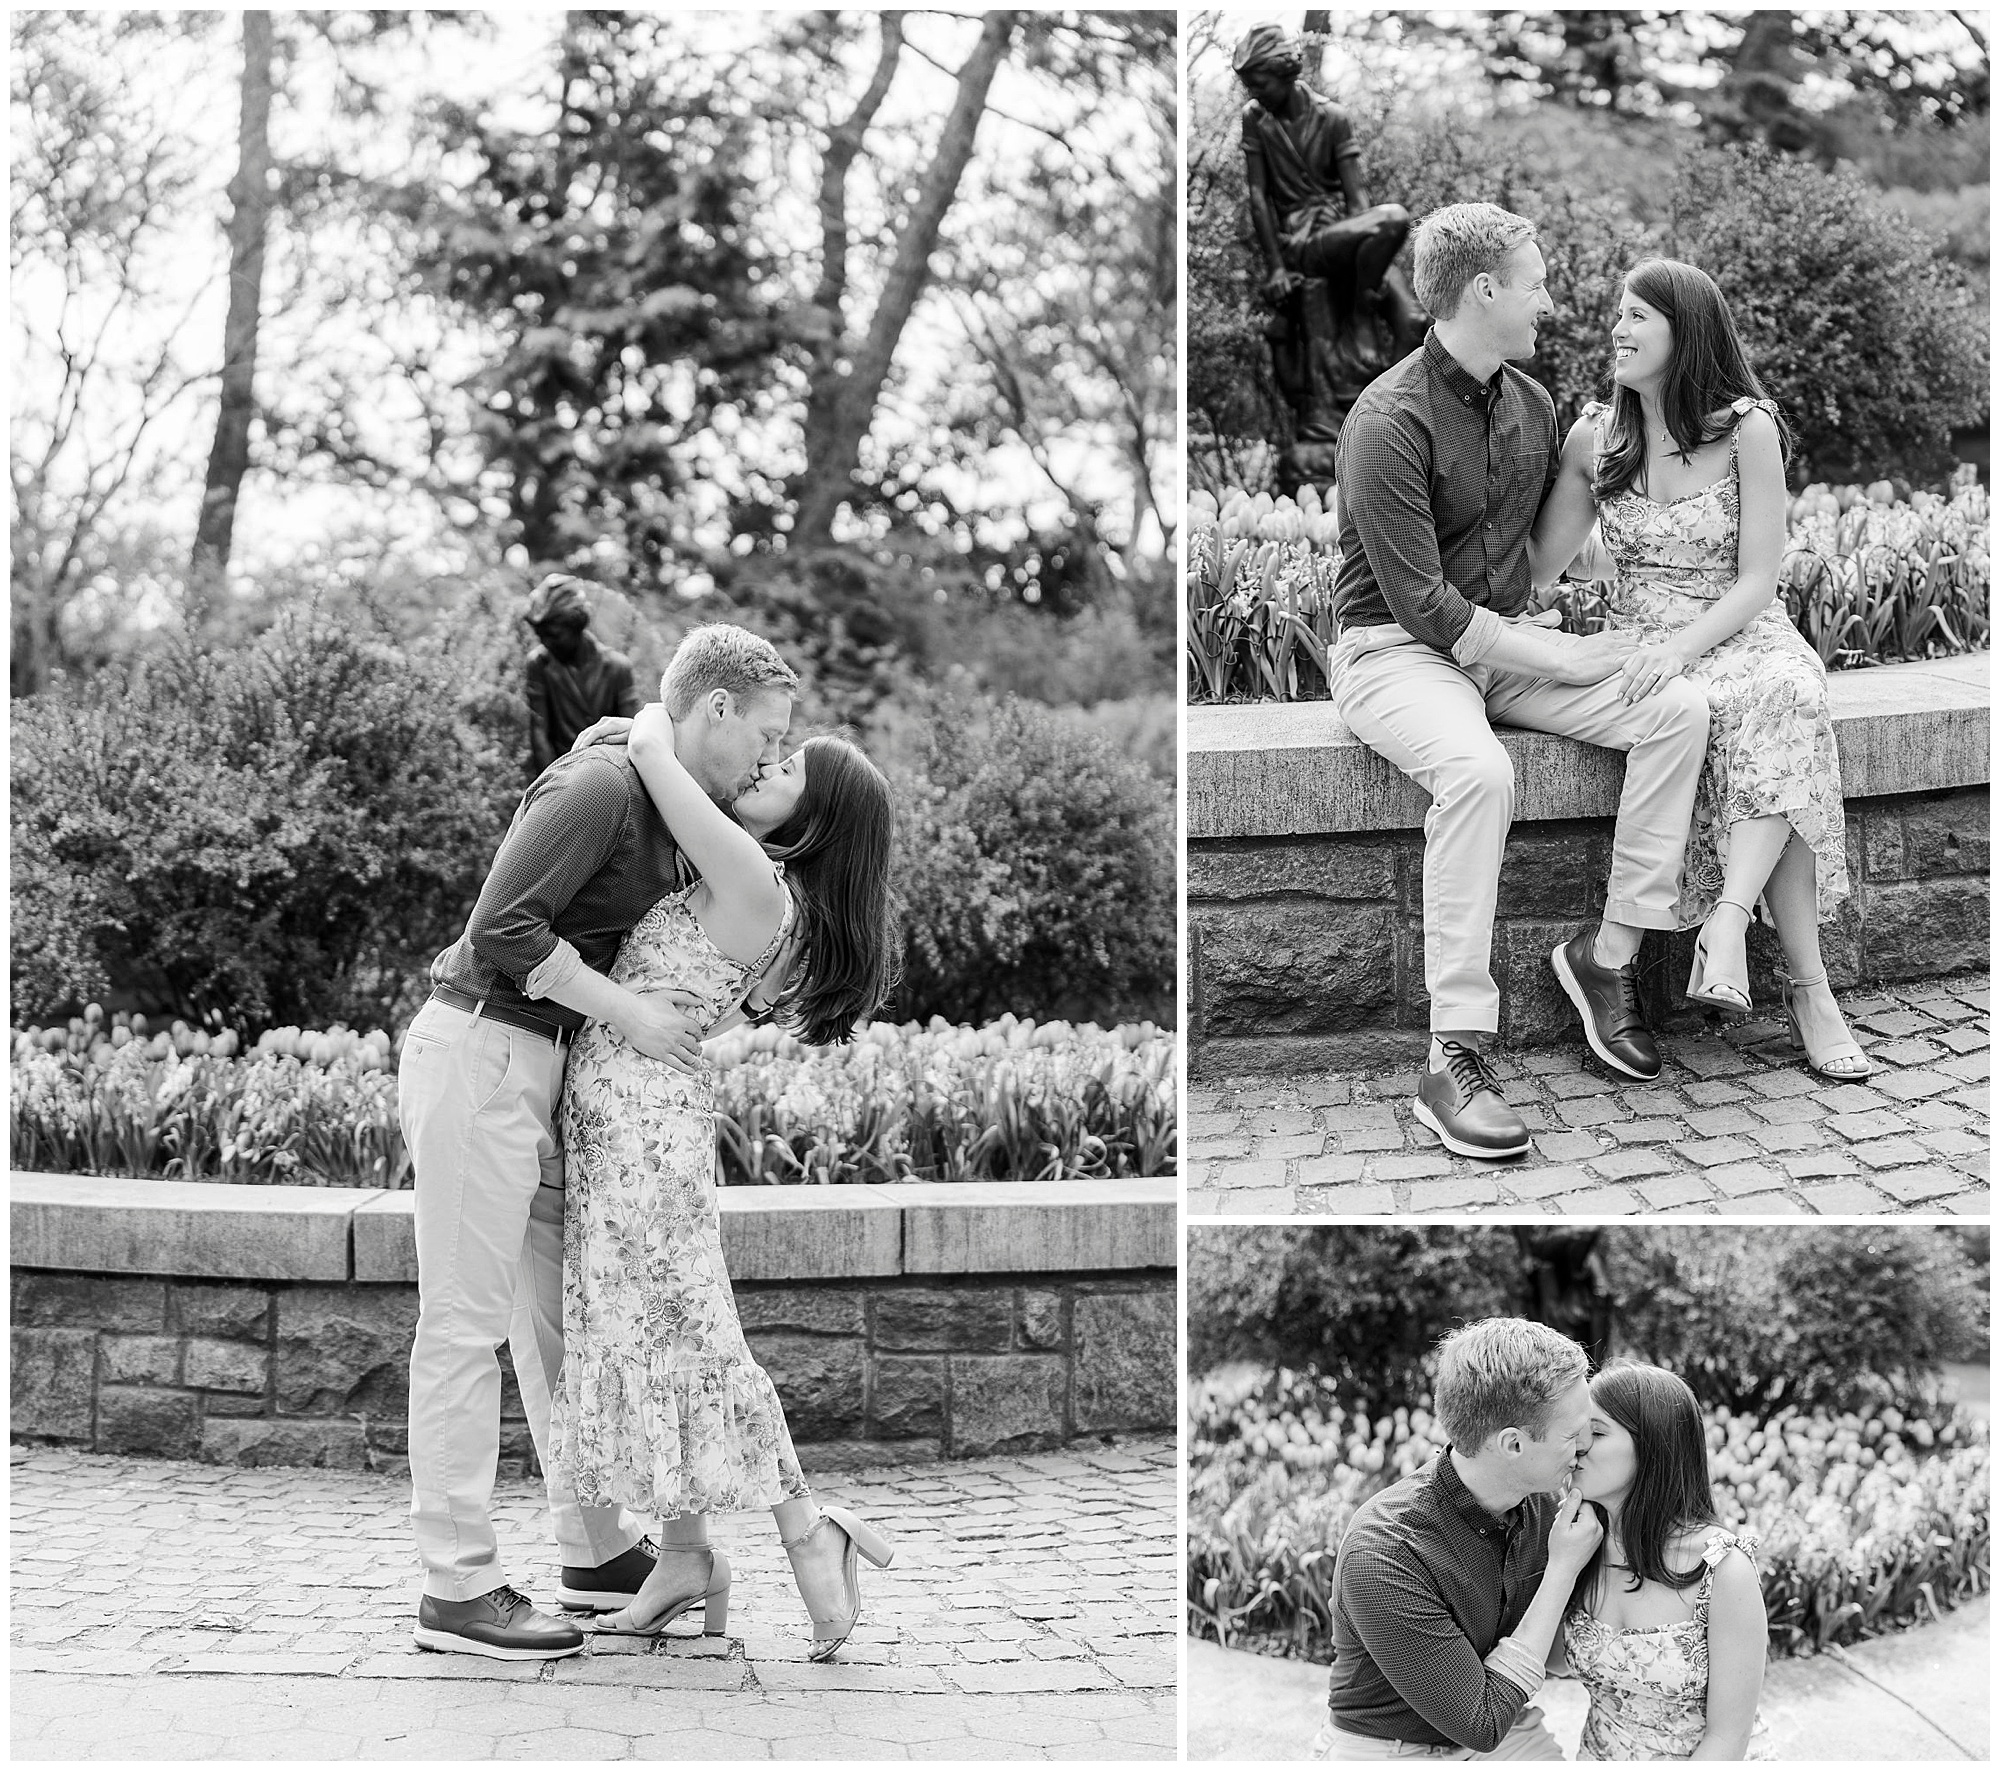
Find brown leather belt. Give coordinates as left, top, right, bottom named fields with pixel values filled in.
left=428, top=984, right=576, bottom=1048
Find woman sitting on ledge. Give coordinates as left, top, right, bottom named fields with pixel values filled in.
left=1530, top=257, right=1869, bottom=1079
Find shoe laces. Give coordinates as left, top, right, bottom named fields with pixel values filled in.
left=483, top=1585, right=533, bottom=1619
left=1438, top=1040, right=1501, bottom=1103
left=1604, top=956, right=1644, bottom=1035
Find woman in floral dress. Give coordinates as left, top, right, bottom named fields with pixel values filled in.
left=548, top=703, right=898, bottom=1659
left=1531, top=257, right=1869, bottom=1079
left=1559, top=1364, right=1769, bottom=1759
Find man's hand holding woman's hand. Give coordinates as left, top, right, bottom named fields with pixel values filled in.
left=1545, top=1489, right=1605, bottom=1580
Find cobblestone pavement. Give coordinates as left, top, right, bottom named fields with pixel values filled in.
left=9, top=1436, right=1175, bottom=1760
left=1190, top=974, right=1989, bottom=1217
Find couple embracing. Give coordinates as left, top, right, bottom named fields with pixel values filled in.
left=1313, top=1318, right=1769, bottom=1760
left=398, top=621, right=897, bottom=1662
left=1328, top=201, right=1866, bottom=1160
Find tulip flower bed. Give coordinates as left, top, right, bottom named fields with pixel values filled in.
left=11, top=1009, right=1176, bottom=1188
left=1186, top=1366, right=1990, bottom=1662
left=1187, top=466, right=1990, bottom=703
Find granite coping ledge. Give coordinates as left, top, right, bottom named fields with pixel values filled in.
left=1189, top=654, right=1990, bottom=839
left=9, top=1172, right=1178, bottom=1284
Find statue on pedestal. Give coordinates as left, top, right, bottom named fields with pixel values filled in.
left=1234, top=25, right=1429, bottom=488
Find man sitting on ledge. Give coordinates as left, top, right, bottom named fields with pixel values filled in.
left=1325, top=203, right=1710, bottom=1160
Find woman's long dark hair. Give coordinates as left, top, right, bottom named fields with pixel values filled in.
left=1567, top=1363, right=1720, bottom=1620
left=761, top=736, right=899, bottom=1046
left=1595, top=258, right=1793, bottom=502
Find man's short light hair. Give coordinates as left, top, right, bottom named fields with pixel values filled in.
left=1412, top=203, right=1539, bottom=322
left=1433, top=1317, right=1588, bottom=1455
left=660, top=624, right=799, bottom=719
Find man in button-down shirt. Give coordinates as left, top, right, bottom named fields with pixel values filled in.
left=1313, top=1318, right=1602, bottom=1760
left=1329, top=202, right=1709, bottom=1161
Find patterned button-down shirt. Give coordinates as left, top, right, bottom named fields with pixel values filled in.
left=1325, top=1451, right=1556, bottom=1751
left=1333, top=328, right=1561, bottom=653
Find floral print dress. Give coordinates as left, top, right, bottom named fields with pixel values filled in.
left=548, top=875, right=809, bottom=1517
left=1590, top=397, right=1851, bottom=930
left=1564, top=1529, right=1772, bottom=1760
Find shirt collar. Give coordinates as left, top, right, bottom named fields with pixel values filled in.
left=1424, top=327, right=1501, bottom=413
left=1432, top=1448, right=1521, bottom=1536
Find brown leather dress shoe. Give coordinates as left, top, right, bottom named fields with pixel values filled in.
left=414, top=1585, right=585, bottom=1660
left=1412, top=1041, right=1530, bottom=1160
left=1551, top=930, right=1661, bottom=1080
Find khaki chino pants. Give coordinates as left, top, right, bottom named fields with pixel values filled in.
left=1331, top=631, right=1708, bottom=1035
left=1310, top=1706, right=1565, bottom=1760
left=397, top=999, right=643, bottom=1601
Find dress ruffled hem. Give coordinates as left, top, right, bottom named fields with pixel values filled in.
left=551, top=1351, right=808, bottom=1516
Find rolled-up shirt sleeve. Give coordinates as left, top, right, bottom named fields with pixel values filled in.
left=1339, top=405, right=1477, bottom=653
left=466, top=759, right=628, bottom=986
left=1339, top=1540, right=1536, bottom=1753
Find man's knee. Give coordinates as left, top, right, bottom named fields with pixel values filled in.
left=1445, top=745, right=1515, bottom=811
left=1655, top=675, right=1709, bottom=738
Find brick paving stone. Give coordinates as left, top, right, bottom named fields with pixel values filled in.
left=1825, top=1110, right=1909, bottom=1143
left=1405, top=1176, right=1501, bottom=1212
left=1185, top=1189, right=1222, bottom=1216
left=1257, top=1133, right=1327, bottom=1160
left=1246, top=1107, right=1315, bottom=1136
left=1869, top=1038, right=1948, bottom=1068
left=1556, top=1097, right=1629, bottom=1129
left=1186, top=1134, right=1252, bottom=1161
left=1872, top=1167, right=1974, bottom=1205
left=1727, top=1192, right=1812, bottom=1216
left=1780, top=1151, right=1860, bottom=1181
left=1334, top=1127, right=1407, bottom=1155
left=1296, top=1184, right=1397, bottom=1215
left=1869, top=1071, right=1957, bottom=1104
left=1800, top=1180, right=1890, bottom=1213
left=1545, top=1072, right=1617, bottom=1100
left=1585, top=1149, right=1677, bottom=1181
left=1500, top=1166, right=1594, bottom=1201
left=1605, top=1118, right=1685, bottom=1145
left=1938, top=1027, right=1990, bottom=1055
left=1534, top=1131, right=1606, bottom=1163
left=1749, top=1096, right=1826, bottom=1126
left=1673, top=1045, right=1753, bottom=1079
left=1215, top=1188, right=1294, bottom=1215
left=1295, top=1153, right=1370, bottom=1186
left=1902, top=1101, right=1975, bottom=1134
left=1369, top=1152, right=1458, bottom=1182
left=1923, top=1128, right=1988, bottom=1161
left=1323, top=1105, right=1400, bottom=1134
left=1947, top=1192, right=1992, bottom=1216
left=1852, top=1008, right=1941, bottom=1038
left=1682, top=1106, right=1764, bottom=1138
left=1298, top=1080, right=1352, bottom=1108
left=1741, top=1070, right=1819, bottom=1101
left=1679, top=1136, right=1762, bottom=1169
left=1745, top=1122, right=1824, bottom=1155
left=1634, top=1175, right=1716, bottom=1212
left=1815, top=1083, right=1892, bottom=1114
left=1682, top=1079, right=1752, bottom=1107
left=1847, top=1136, right=1936, bottom=1170
left=1940, top=1051, right=1991, bottom=1082
left=1706, top=1161, right=1794, bottom=1198
left=1212, top=1159, right=1290, bottom=1190
left=1557, top=1186, right=1643, bottom=1216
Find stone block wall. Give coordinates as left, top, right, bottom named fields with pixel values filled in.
left=10, top=1267, right=1174, bottom=1473
left=1191, top=785, right=1989, bottom=1072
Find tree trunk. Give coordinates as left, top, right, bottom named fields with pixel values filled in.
left=792, top=10, right=1018, bottom=551
left=191, top=9, right=275, bottom=584
left=1301, top=11, right=1331, bottom=88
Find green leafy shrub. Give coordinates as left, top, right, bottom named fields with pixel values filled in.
left=10, top=598, right=522, bottom=1034
left=1186, top=1365, right=1990, bottom=1662
left=889, top=689, right=1174, bottom=1028
left=11, top=1011, right=1174, bottom=1186
left=1608, top=1225, right=1991, bottom=1415
left=1669, top=143, right=1989, bottom=485
left=1187, top=1225, right=1521, bottom=1400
